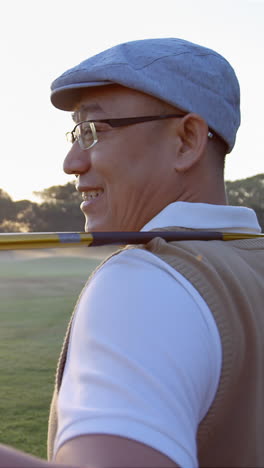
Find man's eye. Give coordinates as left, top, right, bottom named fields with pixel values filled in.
left=77, top=123, right=92, bottom=137
left=82, top=125, right=92, bottom=135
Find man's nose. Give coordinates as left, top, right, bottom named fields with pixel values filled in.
left=63, top=141, right=91, bottom=175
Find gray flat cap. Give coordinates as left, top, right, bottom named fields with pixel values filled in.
left=51, top=38, right=240, bottom=152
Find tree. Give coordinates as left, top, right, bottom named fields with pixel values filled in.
left=0, top=219, right=29, bottom=233
left=226, top=174, right=264, bottom=208
left=33, top=182, right=80, bottom=204
left=0, top=189, right=16, bottom=223
left=226, top=174, right=264, bottom=230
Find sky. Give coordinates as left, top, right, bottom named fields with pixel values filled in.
left=0, top=0, right=263, bottom=202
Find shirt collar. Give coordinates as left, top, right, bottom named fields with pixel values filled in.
left=142, top=201, right=261, bottom=234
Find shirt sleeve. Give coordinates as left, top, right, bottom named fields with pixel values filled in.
left=54, top=248, right=222, bottom=468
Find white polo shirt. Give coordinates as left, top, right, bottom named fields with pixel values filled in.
left=54, top=202, right=261, bottom=468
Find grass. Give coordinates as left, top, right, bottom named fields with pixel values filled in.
left=0, top=252, right=105, bottom=459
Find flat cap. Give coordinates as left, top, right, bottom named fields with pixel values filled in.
left=51, top=38, right=240, bottom=152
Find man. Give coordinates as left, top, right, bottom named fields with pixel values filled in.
left=1, top=38, right=263, bottom=468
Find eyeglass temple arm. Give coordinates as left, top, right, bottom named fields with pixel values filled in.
left=106, top=114, right=185, bottom=127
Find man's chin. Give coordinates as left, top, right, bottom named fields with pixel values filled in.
left=84, top=218, right=112, bottom=232
left=84, top=215, right=135, bottom=232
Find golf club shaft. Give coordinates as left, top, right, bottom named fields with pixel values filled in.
left=0, top=231, right=263, bottom=250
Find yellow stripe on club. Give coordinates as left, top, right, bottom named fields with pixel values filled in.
left=0, top=232, right=94, bottom=250
left=222, top=232, right=264, bottom=241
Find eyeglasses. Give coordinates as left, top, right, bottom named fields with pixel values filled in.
left=66, top=114, right=214, bottom=150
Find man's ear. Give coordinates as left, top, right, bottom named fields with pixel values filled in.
left=173, top=113, right=209, bottom=172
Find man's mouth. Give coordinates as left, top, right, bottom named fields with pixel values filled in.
left=82, top=189, right=104, bottom=201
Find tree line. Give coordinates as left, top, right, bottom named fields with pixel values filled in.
left=0, top=174, right=263, bottom=233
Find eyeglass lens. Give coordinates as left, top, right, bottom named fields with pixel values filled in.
left=76, top=122, right=95, bottom=149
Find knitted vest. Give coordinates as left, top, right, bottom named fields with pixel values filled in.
left=47, top=231, right=264, bottom=467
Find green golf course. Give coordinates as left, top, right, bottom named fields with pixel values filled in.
left=0, top=248, right=112, bottom=459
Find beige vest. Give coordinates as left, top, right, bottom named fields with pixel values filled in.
left=48, top=232, right=264, bottom=467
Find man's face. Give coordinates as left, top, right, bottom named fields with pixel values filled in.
left=63, top=85, right=179, bottom=231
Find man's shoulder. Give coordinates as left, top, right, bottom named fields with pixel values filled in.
left=92, top=245, right=160, bottom=277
